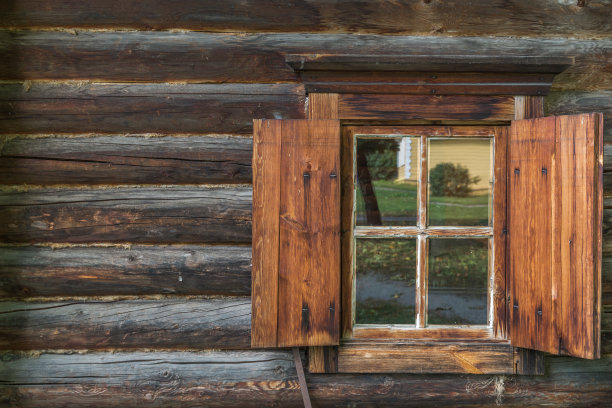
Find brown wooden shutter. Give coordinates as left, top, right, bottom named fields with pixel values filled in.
left=508, top=113, right=603, bottom=359
left=252, top=119, right=341, bottom=348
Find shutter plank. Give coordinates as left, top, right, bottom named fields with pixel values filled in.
left=251, top=120, right=281, bottom=348
left=509, top=117, right=556, bottom=353
left=277, top=120, right=341, bottom=347
left=554, top=114, right=602, bottom=359
left=509, top=113, right=602, bottom=359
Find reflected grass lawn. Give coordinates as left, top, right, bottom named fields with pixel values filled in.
left=356, top=180, right=489, bottom=225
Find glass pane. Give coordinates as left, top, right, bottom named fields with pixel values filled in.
left=355, top=137, right=419, bottom=226
left=428, top=238, right=488, bottom=325
left=428, top=138, right=492, bottom=226
left=355, top=238, right=417, bottom=325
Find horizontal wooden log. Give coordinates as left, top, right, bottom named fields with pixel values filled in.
left=0, top=186, right=252, bottom=243
left=0, top=135, right=252, bottom=185
left=0, top=0, right=610, bottom=37
left=0, top=351, right=611, bottom=407
left=338, top=94, right=515, bottom=121
left=0, top=31, right=609, bottom=91
left=0, top=83, right=305, bottom=134
left=337, top=340, right=513, bottom=374
left=0, top=245, right=251, bottom=297
left=545, top=91, right=612, bottom=142
left=0, top=298, right=251, bottom=350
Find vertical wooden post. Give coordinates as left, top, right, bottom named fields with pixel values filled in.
left=308, top=93, right=340, bottom=373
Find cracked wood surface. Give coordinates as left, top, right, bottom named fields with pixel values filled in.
left=0, top=83, right=305, bottom=134
left=0, top=135, right=252, bottom=185
left=0, top=186, right=252, bottom=243
left=0, top=1, right=610, bottom=37
left=0, top=298, right=251, bottom=349
left=0, top=351, right=610, bottom=407
left=0, top=245, right=251, bottom=297
left=0, top=31, right=609, bottom=91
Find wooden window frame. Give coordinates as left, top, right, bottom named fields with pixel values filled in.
left=307, top=93, right=542, bottom=375
left=343, top=125, right=505, bottom=339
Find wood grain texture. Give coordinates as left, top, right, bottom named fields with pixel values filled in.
left=1, top=351, right=610, bottom=407
left=509, top=117, right=556, bottom=355
left=0, top=31, right=609, bottom=91
left=0, top=351, right=612, bottom=408
left=0, top=245, right=250, bottom=297
left=278, top=120, right=340, bottom=347
left=308, top=94, right=338, bottom=120
left=514, top=348, right=545, bottom=375
left=251, top=120, right=281, bottom=348
left=0, top=186, right=252, bottom=244
left=337, top=340, right=514, bottom=374
left=308, top=346, right=338, bottom=374
left=512, top=95, right=547, bottom=373
left=546, top=91, right=612, bottom=142
left=493, top=126, right=508, bottom=338
left=0, top=83, right=305, bottom=134
left=0, top=135, right=252, bottom=185
left=509, top=114, right=603, bottom=359
left=1, top=1, right=610, bottom=37
left=298, top=71, right=556, bottom=96
left=338, top=94, right=515, bottom=122
left=0, top=298, right=251, bottom=350
left=340, top=127, right=354, bottom=338
left=553, top=113, right=603, bottom=359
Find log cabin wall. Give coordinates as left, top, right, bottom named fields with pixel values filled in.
left=0, top=1, right=610, bottom=406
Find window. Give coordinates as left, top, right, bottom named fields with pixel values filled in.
left=250, top=90, right=602, bottom=375
left=347, top=127, right=499, bottom=338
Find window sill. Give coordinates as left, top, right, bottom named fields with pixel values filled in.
left=311, top=339, right=515, bottom=374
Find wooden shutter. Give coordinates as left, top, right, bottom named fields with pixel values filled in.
left=508, top=113, right=603, bottom=359
left=252, top=119, right=341, bottom=348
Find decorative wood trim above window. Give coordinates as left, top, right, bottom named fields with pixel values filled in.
left=286, top=54, right=573, bottom=96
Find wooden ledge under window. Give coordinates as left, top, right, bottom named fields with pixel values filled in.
left=286, top=54, right=573, bottom=96
left=311, top=339, right=516, bottom=375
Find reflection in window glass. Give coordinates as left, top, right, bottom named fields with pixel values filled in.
left=355, top=238, right=417, bottom=325
left=355, top=137, right=419, bottom=226
left=428, top=238, right=488, bottom=325
left=428, top=138, right=492, bottom=226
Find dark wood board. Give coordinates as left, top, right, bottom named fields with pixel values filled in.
left=0, top=298, right=251, bottom=350
left=0, top=135, right=252, bottom=185
left=0, top=186, right=252, bottom=244
left=0, top=351, right=611, bottom=407
left=546, top=91, right=612, bottom=142
left=1, top=0, right=610, bottom=37
left=0, top=31, right=609, bottom=91
left=0, top=245, right=251, bottom=297
left=0, top=83, right=305, bottom=134
left=338, top=94, right=515, bottom=121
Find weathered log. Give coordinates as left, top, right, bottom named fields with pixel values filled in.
left=0, top=83, right=305, bottom=134
left=0, top=245, right=251, bottom=297
left=0, top=31, right=609, bottom=91
left=545, top=91, right=612, bottom=142
left=0, top=0, right=610, bottom=37
left=0, top=135, right=252, bottom=185
left=0, top=298, right=251, bottom=350
left=0, top=351, right=610, bottom=407
left=0, top=186, right=252, bottom=243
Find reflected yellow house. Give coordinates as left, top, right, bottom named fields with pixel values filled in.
left=397, top=138, right=493, bottom=194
